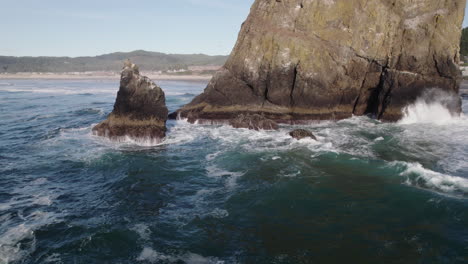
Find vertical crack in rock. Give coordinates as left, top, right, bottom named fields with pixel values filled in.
left=364, top=65, right=389, bottom=118
left=290, top=62, right=299, bottom=107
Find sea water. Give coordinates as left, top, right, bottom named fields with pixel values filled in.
left=0, top=79, right=467, bottom=263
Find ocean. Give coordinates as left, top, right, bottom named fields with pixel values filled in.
left=0, top=79, right=467, bottom=263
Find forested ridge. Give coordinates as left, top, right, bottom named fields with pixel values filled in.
left=0, top=50, right=228, bottom=73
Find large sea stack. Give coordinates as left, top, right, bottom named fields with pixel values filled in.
left=93, top=61, right=168, bottom=143
left=174, top=0, right=466, bottom=123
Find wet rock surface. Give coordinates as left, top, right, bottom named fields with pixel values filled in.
left=229, top=114, right=279, bottom=130
left=93, top=61, right=168, bottom=142
left=174, top=0, right=465, bottom=123
left=289, top=129, right=317, bottom=140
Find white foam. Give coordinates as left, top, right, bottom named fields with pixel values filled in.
left=165, top=118, right=369, bottom=159
left=137, top=247, right=171, bottom=262
left=399, top=101, right=455, bottom=125
left=283, top=170, right=301, bottom=177
left=206, top=165, right=244, bottom=189
left=181, top=253, right=224, bottom=264
left=131, top=224, right=151, bottom=241
left=0, top=172, right=63, bottom=263
left=399, top=89, right=461, bottom=125
left=0, top=224, right=35, bottom=264
left=205, top=151, right=221, bottom=161
left=0, top=203, right=11, bottom=211
left=136, top=247, right=224, bottom=264
left=392, top=94, right=468, bottom=176
left=43, top=253, right=62, bottom=263
left=399, top=162, right=468, bottom=195
left=33, top=196, right=53, bottom=206
left=208, top=208, right=229, bottom=219
left=0, top=211, right=58, bottom=264
left=206, top=165, right=244, bottom=179
left=119, top=135, right=165, bottom=147
left=31, top=178, right=48, bottom=185
left=89, top=132, right=166, bottom=148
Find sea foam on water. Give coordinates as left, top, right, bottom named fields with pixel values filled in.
left=2, top=79, right=468, bottom=263
left=399, top=162, right=468, bottom=196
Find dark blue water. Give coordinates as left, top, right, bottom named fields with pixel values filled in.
left=0, top=79, right=467, bottom=264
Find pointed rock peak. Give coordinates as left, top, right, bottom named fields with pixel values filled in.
left=123, top=59, right=139, bottom=74
left=93, top=63, right=168, bottom=144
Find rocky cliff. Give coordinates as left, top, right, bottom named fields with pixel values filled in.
left=174, top=0, right=466, bottom=122
left=93, top=61, right=168, bottom=143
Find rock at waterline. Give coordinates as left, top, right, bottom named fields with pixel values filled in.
left=229, top=114, right=279, bottom=130
left=289, top=129, right=317, bottom=141
left=93, top=61, right=168, bottom=143
left=174, top=0, right=465, bottom=123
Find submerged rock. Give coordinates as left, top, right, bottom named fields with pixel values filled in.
left=174, top=0, right=465, bottom=123
left=93, top=61, right=168, bottom=143
left=289, top=129, right=317, bottom=141
left=229, top=114, right=278, bottom=130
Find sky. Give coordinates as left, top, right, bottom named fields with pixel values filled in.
left=0, top=0, right=467, bottom=57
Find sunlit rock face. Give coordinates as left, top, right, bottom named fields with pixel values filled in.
left=174, top=0, right=466, bottom=123
left=93, top=61, right=168, bottom=143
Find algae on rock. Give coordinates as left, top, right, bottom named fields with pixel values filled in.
left=93, top=61, right=168, bottom=143
left=174, top=0, right=466, bottom=123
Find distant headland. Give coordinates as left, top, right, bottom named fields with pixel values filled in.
left=0, top=50, right=227, bottom=80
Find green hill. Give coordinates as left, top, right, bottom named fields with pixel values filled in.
left=0, top=50, right=228, bottom=73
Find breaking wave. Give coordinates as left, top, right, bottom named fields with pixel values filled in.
left=399, top=89, right=463, bottom=125
left=395, top=162, right=468, bottom=197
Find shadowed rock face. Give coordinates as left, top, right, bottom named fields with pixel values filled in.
left=93, top=62, right=168, bottom=143
left=174, top=0, right=466, bottom=123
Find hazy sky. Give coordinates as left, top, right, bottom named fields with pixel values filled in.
left=1, top=0, right=467, bottom=57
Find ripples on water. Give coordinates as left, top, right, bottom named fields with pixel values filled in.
left=0, top=80, right=467, bottom=263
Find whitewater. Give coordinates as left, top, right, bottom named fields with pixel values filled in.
left=0, top=79, right=467, bottom=263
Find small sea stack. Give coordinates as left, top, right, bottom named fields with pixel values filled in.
left=289, top=129, right=317, bottom=140
left=93, top=61, right=168, bottom=143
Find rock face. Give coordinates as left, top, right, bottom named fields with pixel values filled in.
left=93, top=61, right=168, bottom=143
left=174, top=0, right=466, bottom=123
left=229, top=114, right=279, bottom=130
left=289, top=129, right=317, bottom=140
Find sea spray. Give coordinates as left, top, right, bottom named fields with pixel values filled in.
left=399, top=88, right=462, bottom=125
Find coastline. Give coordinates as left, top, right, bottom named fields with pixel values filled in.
left=1, top=72, right=467, bottom=95
left=0, top=72, right=213, bottom=81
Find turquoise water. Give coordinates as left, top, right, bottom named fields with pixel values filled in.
left=0, top=79, right=467, bottom=263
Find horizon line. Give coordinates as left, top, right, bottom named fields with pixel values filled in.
left=0, top=49, right=230, bottom=59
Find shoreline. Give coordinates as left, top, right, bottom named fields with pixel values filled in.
left=0, top=73, right=213, bottom=81
left=1, top=73, right=467, bottom=95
